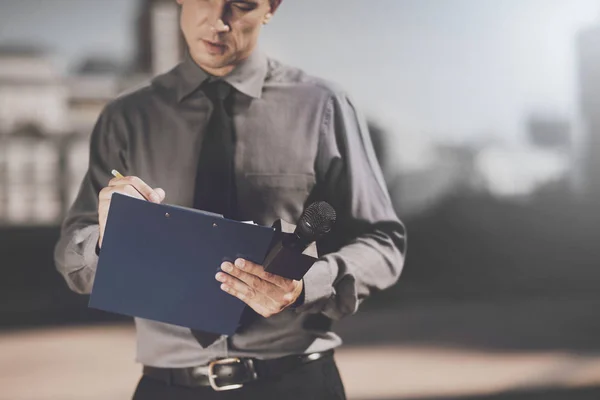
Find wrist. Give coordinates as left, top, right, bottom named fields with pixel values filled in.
left=290, top=279, right=305, bottom=308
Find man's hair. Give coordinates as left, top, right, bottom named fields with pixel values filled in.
left=269, top=0, right=281, bottom=10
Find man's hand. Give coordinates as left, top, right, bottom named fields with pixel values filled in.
left=98, top=175, right=166, bottom=247
left=216, top=259, right=303, bottom=318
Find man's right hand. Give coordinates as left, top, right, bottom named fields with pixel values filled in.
left=98, top=175, right=166, bottom=248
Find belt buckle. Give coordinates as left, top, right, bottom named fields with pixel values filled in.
left=207, top=357, right=243, bottom=391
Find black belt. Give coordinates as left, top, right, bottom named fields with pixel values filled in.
left=143, top=350, right=334, bottom=391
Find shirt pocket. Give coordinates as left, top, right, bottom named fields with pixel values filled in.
left=240, top=173, right=316, bottom=225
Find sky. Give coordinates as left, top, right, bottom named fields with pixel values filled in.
left=1, top=0, right=599, bottom=150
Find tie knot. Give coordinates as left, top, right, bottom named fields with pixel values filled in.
left=203, top=79, right=231, bottom=101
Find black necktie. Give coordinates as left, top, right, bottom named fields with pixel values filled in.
left=193, top=80, right=237, bottom=218
left=191, top=80, right=236, bottom=348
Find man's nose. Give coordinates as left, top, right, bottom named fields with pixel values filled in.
left=208, top=2, right=231, bottom=34
left=211, top=18, right=230, bottom=34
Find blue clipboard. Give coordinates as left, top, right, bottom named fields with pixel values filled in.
left=89, top=193, right=276, bottom=335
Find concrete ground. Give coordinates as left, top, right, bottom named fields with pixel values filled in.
left=2, top=295, right=600, bottom=400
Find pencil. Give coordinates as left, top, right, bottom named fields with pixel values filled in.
left=111, top=169, right=157, bottom=202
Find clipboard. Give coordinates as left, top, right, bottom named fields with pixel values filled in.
left=88, top=193, right=277, bottom=335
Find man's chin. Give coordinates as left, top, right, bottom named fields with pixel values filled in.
left=192, top=52, right=234, bottom=70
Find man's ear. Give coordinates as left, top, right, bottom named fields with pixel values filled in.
left=263, top=12, right=274, bottom=25
left=176, top=0, right=184, bottom=5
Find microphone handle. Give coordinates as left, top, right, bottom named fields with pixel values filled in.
left=283, top=233, right=312, bottom=252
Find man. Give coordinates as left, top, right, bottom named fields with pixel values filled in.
left=55, top=0, right=406, bottom=398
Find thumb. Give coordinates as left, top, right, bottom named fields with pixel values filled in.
left=154, top=188, right=166, bottom=203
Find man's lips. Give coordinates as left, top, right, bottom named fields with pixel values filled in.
left=202, top=39, right=227, bottom=52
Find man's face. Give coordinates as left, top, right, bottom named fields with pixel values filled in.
left=176, top=0, right=277, bottom=75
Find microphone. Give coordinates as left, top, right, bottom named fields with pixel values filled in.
left=285, top=201, right=337, bottom=251
left=263, top=201, right=336, bottom=280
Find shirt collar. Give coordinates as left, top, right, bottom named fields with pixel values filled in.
left=176, top=49, right=268, bottom=102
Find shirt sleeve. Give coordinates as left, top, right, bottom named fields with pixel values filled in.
left=294, top=93, right=407, bottom=320
left=54, top=104, right=128, bottom=294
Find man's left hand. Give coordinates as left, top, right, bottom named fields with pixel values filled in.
left=216, top=259, right=303, bottom=318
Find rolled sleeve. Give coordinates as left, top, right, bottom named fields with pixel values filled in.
left=56, top=224, right=100, bottom=294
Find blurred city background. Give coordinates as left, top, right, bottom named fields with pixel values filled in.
left=1, top=0, right=600, bottom=399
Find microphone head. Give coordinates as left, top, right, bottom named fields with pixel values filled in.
left=296, top=201, right=337, bottom=242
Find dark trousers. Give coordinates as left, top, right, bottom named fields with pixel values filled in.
left=132, top=354, right=347, bottom=400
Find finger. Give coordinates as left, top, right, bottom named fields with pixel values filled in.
left=154, top=188, right=166, bottom=203
left=234, top=258, right=296, bottom=292
left=216, top=270, right=257, bottom=301
left=220, top=262, right=285, bottom=302
left=218, top=281, right=277, bottom=318
left=216, top=270, right=281, bottom=312
left=109, top=176, right=160, bottom=203
left=108, top=176, right=126, bottom=186
left=99, top=185, right=145, bottom=201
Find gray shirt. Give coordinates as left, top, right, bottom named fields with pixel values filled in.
left=54, top=49, right=406, bottom=368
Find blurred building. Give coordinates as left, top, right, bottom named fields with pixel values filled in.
left=0, top=129, right=62, bottom=225
left=0, top=45, right=68, bottom=135
left=526, top=115, right=571, bottom=150
left=68, top=57, right=123, bottom=133
left=0, top=48, right=130, bottom=225
left=137, top=0, right=185, bottom=76
left=577, top=23, right=600, bottom=201
left=526, top=113, right=582, bottom=196
left=0, top=1, right=185, bottom=226
left=384, top=120, right=572, bottom=217
left=0, top=46, right=68, bottom=224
